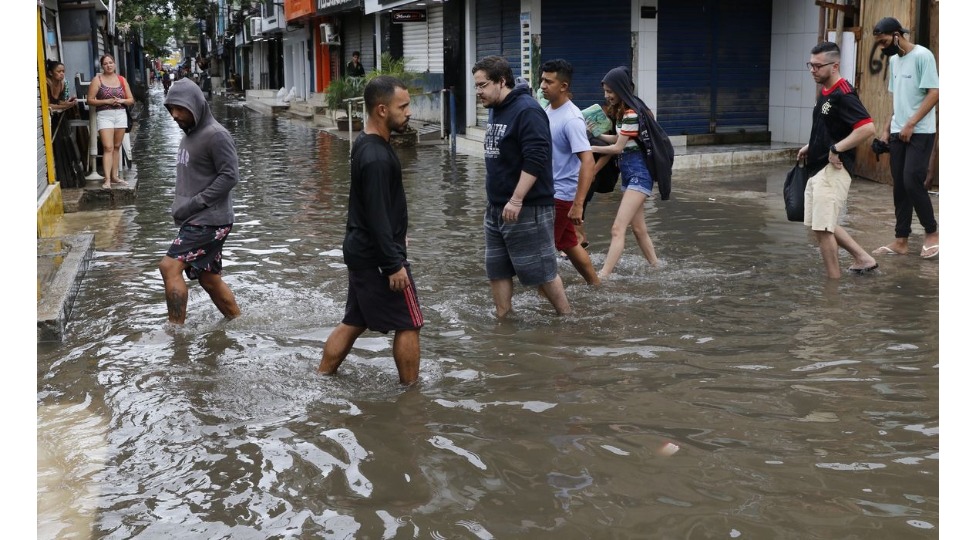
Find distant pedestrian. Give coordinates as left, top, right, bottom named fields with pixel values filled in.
left=158, top=79, right=241, bottom=324
left=317, top=75, right=423, bottom=386
left=346, top=51, right=365, bottom=78
left=590, top=66, right=659, bottom=277
left=870, top=17, right=940, bottom=259
left=539, top=58, right=600, bottom=285
left=473, top=55, right=571, bottom=317
left=796, top=42, right=877, bottom=279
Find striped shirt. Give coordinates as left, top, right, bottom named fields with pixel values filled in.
left=617, top=108, right=641, bottom=152
left=96, top=75, right=126, bottom=111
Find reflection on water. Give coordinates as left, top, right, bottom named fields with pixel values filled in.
left=38, top=88, right=938, bottom=538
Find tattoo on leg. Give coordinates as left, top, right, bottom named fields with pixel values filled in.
left=166, top=290, right=187, bottom=322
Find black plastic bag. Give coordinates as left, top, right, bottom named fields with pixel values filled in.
left=589, top=136, right=620, bottom=194
left=783, top=161, right=808, bottom=222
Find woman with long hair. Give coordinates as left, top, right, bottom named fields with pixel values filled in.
left=87, top=54, right=134, bottom=188
left=590, top=66, right=659, bottom=277
left=45, top=60, right=84, bottom=187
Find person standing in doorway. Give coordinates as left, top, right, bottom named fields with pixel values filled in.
left=318, top=76, right=423, bottom=386
left=870, top=17, right=940, bottom=259
left=589, top=66, right=659, bottom=277
left=346, top=51, right=366, bottom=78
left=473, top=55, right=571, bottom=317
left=796, top=42, right=878, bottom=279
left=86, top=54, right=134, bottom=188
left=539, top=58, right=600, bottom=285
left=158, top=79, right=241, bottom=325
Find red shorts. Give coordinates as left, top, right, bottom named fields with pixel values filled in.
left=553, top=199, right=579, bottom=251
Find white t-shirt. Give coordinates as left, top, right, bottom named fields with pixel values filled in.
left=546, top=100, right=592, bottom=202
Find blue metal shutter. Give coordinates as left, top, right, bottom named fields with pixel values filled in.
left=658, top=0, right=771, bottom=135
left=657, top=0, right=712, bottom=135
left=715, top=0, right=771, bottom=132
left=540, top=0, right=632, bottom=111
left=475, top=0, right=521, bottom=72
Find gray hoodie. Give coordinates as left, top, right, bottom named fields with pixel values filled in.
left=163, top=79, right=239, bottom=226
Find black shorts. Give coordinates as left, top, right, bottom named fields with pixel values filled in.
left=166, top=223, right=233, bottom=280
left=343, top=261, right=424, bottom=333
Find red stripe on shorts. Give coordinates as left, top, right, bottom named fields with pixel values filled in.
left=404, top=286, right=424, bottom=328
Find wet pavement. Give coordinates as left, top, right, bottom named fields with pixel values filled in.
left=37, top=86, right=941, bottom=538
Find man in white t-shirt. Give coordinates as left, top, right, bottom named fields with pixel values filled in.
left=540, top=59, right=600, bottom=285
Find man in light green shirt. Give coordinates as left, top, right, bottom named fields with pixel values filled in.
left=871, top=17, right=939, bottom=259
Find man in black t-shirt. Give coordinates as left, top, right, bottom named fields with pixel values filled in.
left=797, top=42, right=878, bottom=279
left=318, top=76, right=423, bottom=385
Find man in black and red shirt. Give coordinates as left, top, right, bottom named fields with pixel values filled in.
left=797, top=42, right=878, bottom=279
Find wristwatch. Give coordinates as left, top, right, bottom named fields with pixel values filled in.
left=829, top=144, right=839, bottom=154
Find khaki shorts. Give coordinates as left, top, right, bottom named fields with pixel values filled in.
left=804, top=165, right=851, bottom=233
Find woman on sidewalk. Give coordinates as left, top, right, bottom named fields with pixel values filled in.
left=590, top=66, right=659, bottom=277
left=87, top=54, right=134, bottom=188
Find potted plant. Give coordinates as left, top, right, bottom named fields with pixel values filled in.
left=325, top=76, right=365, bottom=131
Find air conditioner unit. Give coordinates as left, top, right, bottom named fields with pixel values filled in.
left=319, top=23, right=340, bottom=45
left=244, top=17, right=262, bottom=41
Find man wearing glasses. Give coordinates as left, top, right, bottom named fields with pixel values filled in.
left=870, top=17, right=939, bottom=260
left=472, top=55, right=571, bottom=317
left=796, top=42, right=878, bottom=279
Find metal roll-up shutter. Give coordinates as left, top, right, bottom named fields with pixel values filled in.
left=715, top=0, right=771, bottom=132
left=540, top=0, right=631, bottom=111
left=475, top=0, right=521, bottom=127
left=343, top=12, right=362, bottom=60
left=475, top=0, right=521, bottom=71
left=658, top=0, right=712, bottom=135
left=360, top=15, right=376, bottom=68
left=427, top=4, right=444, bottom=73
left=403, top=19, right=429, bottom=72
left=658, top=0, right=771, bottom=136
left=37, top=81, right=48, bottom=199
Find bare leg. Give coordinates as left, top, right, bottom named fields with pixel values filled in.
left=561, top=244, right=600, bottom=285
left=112, top=129, right=126, bottom=183
left=198, top=271, right=241, bottom=319
left=629, top=200, right=658, bottom=266
left=318, top=323, right=366, bottom=375
left=393, top=329, right=421, bottom=385
left=834, top=226, right=876, bottom=270
left=159, top=255, right=189, bottom=324
left=599, top=190, right=650, bottom=277
left=538, top=275, right=572, bottom=315
left=815, top=230, right=841, bottom=279
left=490, top=278, right=514, bottom=318
left=100, top=128, right=117, bottom=186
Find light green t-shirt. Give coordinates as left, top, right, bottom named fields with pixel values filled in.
left=888, top=44, right=939, bottom=134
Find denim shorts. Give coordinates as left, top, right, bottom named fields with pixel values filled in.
left=96, top=108, right=127, bottom=130
left=619, top=151, right=654, bottom=196
left=484, top=203, right=558, bottom=286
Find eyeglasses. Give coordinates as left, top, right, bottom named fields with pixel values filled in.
left=475, top=80, right=494, bottom=91
left=806, top=62, right=836, bottom=71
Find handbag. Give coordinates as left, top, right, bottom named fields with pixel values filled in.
left=783, top=160, right=808, bottom=222
left=589, top=136, right=620, bottom=194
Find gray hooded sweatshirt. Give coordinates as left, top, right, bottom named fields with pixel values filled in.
left=163, top=79, right=239, bottom=226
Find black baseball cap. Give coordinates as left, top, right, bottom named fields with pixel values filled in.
left=873, top=17, right=907, bottom=35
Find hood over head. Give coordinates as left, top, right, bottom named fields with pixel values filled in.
left=164, top=79, right=210, bottom=133
left=601, top=66, right=650, bottom=115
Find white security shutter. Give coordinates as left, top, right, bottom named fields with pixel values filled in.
left=402, top=20, right=428, bottom=72
left=427, top=4, right=444, bottom=73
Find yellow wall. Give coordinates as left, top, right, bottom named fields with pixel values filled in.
left=37, top=184, right=64, bottom=238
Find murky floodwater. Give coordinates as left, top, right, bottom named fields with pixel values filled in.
left=38, top=86, right=939, bottom=539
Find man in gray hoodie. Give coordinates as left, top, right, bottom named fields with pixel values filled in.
left=159, top=79, right=241, bottom=324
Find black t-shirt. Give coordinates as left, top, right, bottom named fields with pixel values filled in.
left=806, top=78, right=873, bottom=175
left=343, top=132, right=408, bottom=274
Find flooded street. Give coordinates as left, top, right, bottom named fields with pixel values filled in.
left=38, top=87, right=939, bottom=539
